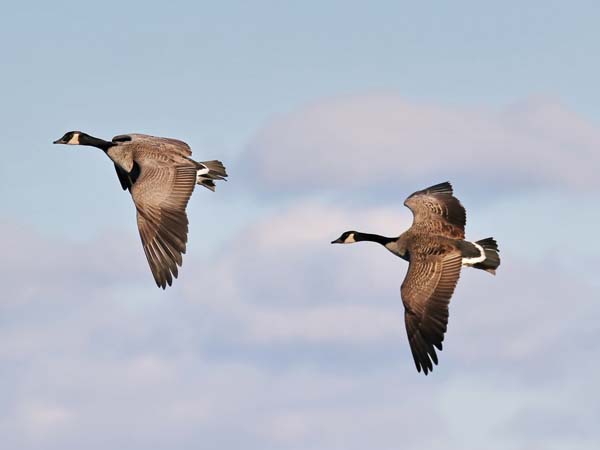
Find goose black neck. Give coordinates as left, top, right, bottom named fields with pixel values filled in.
left=79, top=134, right=113, bottom=151
left=354, top=232, right=396, bottom=246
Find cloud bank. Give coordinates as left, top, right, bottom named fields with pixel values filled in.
left=243, top=93, right=600, bottom=192
left=2, top=193, right=598, bottom=450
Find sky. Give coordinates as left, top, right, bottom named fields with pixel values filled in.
left=1, top=1, right=599, bottom=449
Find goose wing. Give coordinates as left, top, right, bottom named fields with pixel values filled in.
left=112, top=133, right=192, bottom=157
left=403, top=182, right=466, bottom=239
left=401, top=248, right=462, bottom=374
left=130, top=163, right=197, bottom=288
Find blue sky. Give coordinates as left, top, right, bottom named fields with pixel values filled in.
left=1, top=2, right=599, bottom=449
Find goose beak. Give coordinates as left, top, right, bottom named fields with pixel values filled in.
left=52, top=139, right=61, bottom=144
left=331, top=238, right=343, bottom=244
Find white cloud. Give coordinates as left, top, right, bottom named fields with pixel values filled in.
left=243, top=93, right=600, bottom=191
left=19, top=402, right=73, bottom=434
left=1, top=195, right=599, bottom=450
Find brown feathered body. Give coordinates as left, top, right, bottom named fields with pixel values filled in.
left=53, top=131, right=227, bottom=289
left=109, top=134, right=227, bottom=289
left=332, top=182, right=500, bottom=375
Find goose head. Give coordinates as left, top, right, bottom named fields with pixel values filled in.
left=53, top=131, right=89, bottom=145
left=53, top=131, right=113, bottom=150
left=331, top=231, right=358, bottom=244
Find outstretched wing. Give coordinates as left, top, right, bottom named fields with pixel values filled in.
left=401, top=249, right=462, bottom=375
left=404, top=182, right=466, bottom=239
left=130, top=164, right=197, bottom=288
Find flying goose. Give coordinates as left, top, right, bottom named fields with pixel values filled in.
left=332, top=182, right=500, bottom=375
left=53, top=131, right=228, bottom=289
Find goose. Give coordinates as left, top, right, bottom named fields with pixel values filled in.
left=53, top=131, right=228, bottom=289
left=332, top=182, right=500, bottom=375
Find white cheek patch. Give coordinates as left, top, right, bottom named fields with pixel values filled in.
left=344, top=234, right=356, bottom=243
left=462, top=242, right=486, bottom=265
left=67, top=134, right=80, bottom=144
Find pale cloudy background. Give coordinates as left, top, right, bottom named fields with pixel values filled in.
left=1, top=1, right=599, bottom=449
